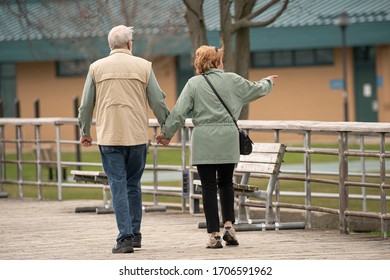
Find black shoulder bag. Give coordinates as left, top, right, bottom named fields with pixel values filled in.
left=202, top=74, right=253, bottom=155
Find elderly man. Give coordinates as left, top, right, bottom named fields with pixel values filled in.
left=78, top=25, right=170, bottom=253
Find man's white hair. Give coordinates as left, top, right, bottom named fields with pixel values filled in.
left=107, top=25, right=134, bottom=50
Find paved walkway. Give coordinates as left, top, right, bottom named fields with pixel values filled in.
left=1, top=198, right=389, bottom=260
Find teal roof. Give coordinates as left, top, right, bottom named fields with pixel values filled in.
left=258, top=0, right=390, bottom=27
left=204, top=0, right=390, bottom=29
left=0, top=0, right=389, bottom=62
left=0, top=0, right=187, bottom=42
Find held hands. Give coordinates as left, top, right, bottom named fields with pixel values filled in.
left=266, top=75, right=278, bottom=85
left=156, top=132, right=171, bottom=146
left=80, top=136, right=93, bottom=147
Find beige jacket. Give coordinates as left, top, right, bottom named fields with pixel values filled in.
left=90, top=49, right=152, bottom=145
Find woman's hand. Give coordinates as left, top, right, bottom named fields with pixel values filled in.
left=266, top=75, right=279, bottom=85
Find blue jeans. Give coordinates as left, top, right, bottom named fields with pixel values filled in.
left=99, top=144, right=147, bottom=242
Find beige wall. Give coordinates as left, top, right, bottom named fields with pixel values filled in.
left=17, top=62, right=85, bottom=118
left=248, top=48, right=355, bottom=122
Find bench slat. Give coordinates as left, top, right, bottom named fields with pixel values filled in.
left=194, top=179, right=259, bottom=192
left=233, top=183, right=259, bottom=192
left=250, top=143, right=284, bottom=153
left=235, top=162, right=278, bottom=174
left=71, top=170, right=106, bottom=177
left=71, top=170, right=108, bottom=184
left=239, top=153, right=280, bottom=164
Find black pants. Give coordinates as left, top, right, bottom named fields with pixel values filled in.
left=197, top=163, right=236, bottom=233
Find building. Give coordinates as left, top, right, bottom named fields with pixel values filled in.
left=0, top=0, right=389, bottom=141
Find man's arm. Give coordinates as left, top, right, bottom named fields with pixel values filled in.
left=146, top=69, right=170, bottom=126
left=78, top=71, right=96, bottom=146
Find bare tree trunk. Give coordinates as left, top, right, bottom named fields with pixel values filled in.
left=183, top=0, right=288, bottom=120
left=235, top=0, right=256, bottom=120
left=184, top=0, right=208, bottom=64
left=219, top=0, right=234, bottom=72
left=236, top=27, right=251, bottom=120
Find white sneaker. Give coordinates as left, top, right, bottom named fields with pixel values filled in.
left=206, top=235, right=223, bottom=249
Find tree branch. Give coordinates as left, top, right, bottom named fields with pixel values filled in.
left=232, top=0, right=289, bottom=31
left=183, top=0, right=203, bottom=19
left=247, top=0, right=280, bottom=21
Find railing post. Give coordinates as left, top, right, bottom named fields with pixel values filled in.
left=379, top=133, right=387, bottom=239
left=338, top=131, right=349, bottom=234
left=181, top=127, right=188, bottom=212
left=188, top=127, right=198, bottom=214
left=152, top=127, right=159, bottom=207
left=35, top=124, right=43, bottom=200
left=304, top=131, right=312, bottom=229
left=73, top=96, right=81, bottom=170
left=16, top=125, right=23, bottom=198
left=0, top=124, right=7, bottom=197
left=274, top=129, right=281, bottom=224
left=359, top=135, right=367, bottom=212
left=15, top=100, right=23, bottom=198
left=55, top=123, right=63, bottom=201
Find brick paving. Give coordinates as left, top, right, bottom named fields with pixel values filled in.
left=1, top=198, right=390, bottom=260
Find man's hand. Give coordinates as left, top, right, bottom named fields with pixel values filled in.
left=156, top=133, right=171, bottom=146
left=80, top=135, right=93, bottom=147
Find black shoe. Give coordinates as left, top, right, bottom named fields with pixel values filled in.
left=112, top=237, right=134, bottom=254
left=133, top=233, right=142, bottom=248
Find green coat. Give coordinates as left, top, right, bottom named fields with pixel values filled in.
left=162, top=68, right=273, bottom=165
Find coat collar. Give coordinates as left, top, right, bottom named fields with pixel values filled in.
left=204, top=68, right=224, bottom=75
left=109, top=48, right=133, bottom=56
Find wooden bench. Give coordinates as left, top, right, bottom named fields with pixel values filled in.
left=33, top=144, right=67, bottom=181
left=193, top=143, right=304, bottom=231
left=234, top=143, right=286, bottom=228
left=71, top=169, right=178, bottom=213
left=70, top=170, right=112, bottom=212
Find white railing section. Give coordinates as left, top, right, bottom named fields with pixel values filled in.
left=0, top=118, right=389, bottom=238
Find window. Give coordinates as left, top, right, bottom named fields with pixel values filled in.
left=315, top=49, right=333, bottom=64
left=274, top=51, right=293, bottom=67
left=251, top=51, right=272, bottom=67
left=295, top=50, right=315, bottom=65
left=251, top=48, right=333, bottom=68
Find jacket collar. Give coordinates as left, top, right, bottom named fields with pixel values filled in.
left=204, top=68, right=224, bottom=75
left=109, top=48, right=133, bottom=56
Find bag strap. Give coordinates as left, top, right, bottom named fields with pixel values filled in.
left=202, top=73, right=240, bottom=131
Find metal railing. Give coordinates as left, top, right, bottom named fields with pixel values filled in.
left=0, top=118, right=389, bottom=238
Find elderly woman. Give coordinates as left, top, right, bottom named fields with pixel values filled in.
left=157, top=45, right=278, bottom=249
